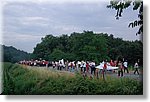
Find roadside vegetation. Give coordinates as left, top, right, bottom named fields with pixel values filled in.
left=3, top=62, right=143, bottom=95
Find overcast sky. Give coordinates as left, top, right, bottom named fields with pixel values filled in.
left=2, top=0, right=141, bottom=53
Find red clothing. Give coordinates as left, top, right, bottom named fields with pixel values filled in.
left=103, top=63, right=107, bottom=69
left=110, top=61, right=114, bottom=66
left=45, top=61, right=48, bottom=64
left=71, top=63, right=73, bottom=67
left=86, top=63, right=89, bottom=71
left=114, top=61, right=117, bottom=67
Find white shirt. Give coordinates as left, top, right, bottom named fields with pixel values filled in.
left=92, top=62, right=95, bottom=66
left=83, top=62, right=86, bottom=67
left=134, top=63, right=139, bottom=68
left=123, top=62, right=128, bottom=68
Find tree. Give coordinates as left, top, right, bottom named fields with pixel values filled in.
left=33, top=31, right=142, bottom=65
left=2, top=45, right=31, bottom=63
left=48, top=48, right=65, bottom=61
left=107, top=0, right=143, bottom=35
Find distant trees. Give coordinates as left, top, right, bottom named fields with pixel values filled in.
left=2, top=45, right=31, bottom=63
left=1, top=31, right=143, bottom=66
left=33, top=31, right=143, bottom=65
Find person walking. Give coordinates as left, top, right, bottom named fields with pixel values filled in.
left=118, top=61, right=123, bottom=77
left=86, top=61, right=90, bottom=74
left=103, top=60, right=107, bottom=74
left=110, top=60, right=114, bottom=66
left=59, top=62, right=63, bottom=70
left=134, top=62, right=139, bottom=75
left=65, top=60, right=69, bottom=71
left=52, top=61, right=55, bottom=68
left=123, top=60, right=129, bottom=73
left=80, top=61, right=84, bottom=73
left=102, top=60, right=107, bottom=80
left=91, top=61, right=96, bottom=76
left=83, top=61, right=86, bottom=73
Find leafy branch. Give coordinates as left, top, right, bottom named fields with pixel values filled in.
left=107, top=0, right=143, bottom=35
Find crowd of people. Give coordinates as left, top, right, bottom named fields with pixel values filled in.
left=19, top=59, right=140, bottom=78
left=19, top=59, right=50, bottom=67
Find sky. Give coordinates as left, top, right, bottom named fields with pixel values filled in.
left=1, top=0, right=141, bottom=53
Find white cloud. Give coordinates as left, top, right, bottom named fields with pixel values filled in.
left=52, top=25, right=82, bottom=34
left=20, top=16, right=49, bottom=26
left=3, top=32, right=43, bottom=43
left=22, top=16, right=48, bottom=21
left=3, top=32, right=44, bottom=52
left=2, top=0, right=140, bottom=52
left=2, top=0, right=109, bottom=4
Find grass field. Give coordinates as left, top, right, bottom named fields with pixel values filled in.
left=2, top=62, right=143, bottom=95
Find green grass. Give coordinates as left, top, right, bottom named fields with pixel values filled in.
left=2, top=62, right=143, bottom=95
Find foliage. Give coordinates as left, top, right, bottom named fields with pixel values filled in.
left=107, top=0, right=143, bottom=35
left=2, top=45, right=31, bottom=63
left=33, top=31, right=143, bottom=65
left=2, top=63, right=143, bottom=95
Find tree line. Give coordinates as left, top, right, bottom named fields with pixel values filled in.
left=32, top=31, right=143, bottom=66
left=2, top=45, right=31, bottom=63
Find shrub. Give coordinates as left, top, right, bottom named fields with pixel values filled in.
left=2, top=63, right=143, bottom=95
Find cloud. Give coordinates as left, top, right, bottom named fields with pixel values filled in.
left=3, top=32, right=43, bottom=43
left=20, top=16, right=49, bottom=26
left=3, top=0, right=109, bottom=5
left=2, top=1, right=140, bottom=52
left=22, top=16, right=48, bottom=21
left=3, top=32, right=44, bottom=53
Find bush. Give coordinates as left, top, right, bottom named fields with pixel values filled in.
left=2, top=63, right=143, bottom=95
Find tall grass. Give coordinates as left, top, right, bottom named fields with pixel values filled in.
left=2, top=62, right=143, bottom=95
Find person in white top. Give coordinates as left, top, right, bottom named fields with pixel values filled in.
left=80, top=61, right=84, bottom=73
left=83, top=61, right=86, bottom=73
left=91, top=61, right=96, bottom=76
left=123, top=60, right=129, bottom=73
left=134, top=62, right=139, bottom=75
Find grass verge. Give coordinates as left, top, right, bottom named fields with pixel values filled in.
left=2, top=62, right=143, bottom=95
